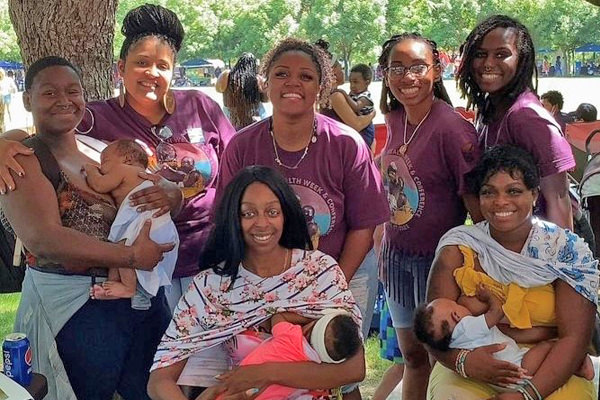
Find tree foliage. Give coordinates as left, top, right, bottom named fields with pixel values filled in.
left=2, top=0, right=600, bottom=73
left=298, top=0, right=386, bottom=72
left=0, top=2, right=21, bottom=61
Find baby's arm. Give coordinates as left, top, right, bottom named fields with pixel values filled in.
left=475, top=284, right=504, bottom=329
left=270, top=312, right=314, bottom=328
left=84, top=164, right=125, bottom=194
left=341, top=92, right=363, bottom=114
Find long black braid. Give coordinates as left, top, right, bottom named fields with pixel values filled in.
left=119, top=4, right=184, bottom=61
left=457, top=15, right=537, bottom=122
left=378, top=32, right=452, bottom=114
left=224, top=53, right=262, bottom=129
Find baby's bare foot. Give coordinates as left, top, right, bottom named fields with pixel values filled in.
left=102, top=281, right=135, bottom=299
left=91, top=283, right=119, bottom=300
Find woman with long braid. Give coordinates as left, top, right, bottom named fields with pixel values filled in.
left=0, top=4, right=235, bottom=312
left=457, top=15, right=574, bottom=230
left=377, top=33, right=480, bottom=400
left=216, top=53, right=267, bottom=130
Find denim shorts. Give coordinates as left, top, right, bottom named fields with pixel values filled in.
left=380, top=244, right=434, bottom=329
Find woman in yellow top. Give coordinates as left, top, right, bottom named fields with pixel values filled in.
left=426, top=144, right=598, bottom=400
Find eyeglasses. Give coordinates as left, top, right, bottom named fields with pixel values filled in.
left=151, top=125, right=173, bottom=141
left=385, top=64, right=433, bottom=78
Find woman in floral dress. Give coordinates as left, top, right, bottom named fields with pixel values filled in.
left=148, top=166, right=365, bottom=400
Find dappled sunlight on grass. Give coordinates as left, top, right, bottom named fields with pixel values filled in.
left=0, top=294, right=20, bottom=339
left=363, top=334, right=393, bottom=398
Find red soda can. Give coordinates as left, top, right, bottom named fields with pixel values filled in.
left=3, top=333, right=32, bottom=386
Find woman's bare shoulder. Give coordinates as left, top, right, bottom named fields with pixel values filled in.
left=435, top=245, right=465, bottom=266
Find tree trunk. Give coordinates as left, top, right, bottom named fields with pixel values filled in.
left=8, top=0, right=117, bottom=101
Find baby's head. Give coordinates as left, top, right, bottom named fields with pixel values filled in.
left=100, top=139, right=149, bottom=174
left=307, top=312, right=361, bottom=364
left=349, top=64, right=372, bottom=95
left=413, top=298, right=471, bottom=351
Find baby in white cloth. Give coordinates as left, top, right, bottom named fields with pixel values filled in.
left=84, top=139, right=179, bottom=310
left=414, top=284, right=594, bottom=381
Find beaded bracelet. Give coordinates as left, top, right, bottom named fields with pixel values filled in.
left=517, top=386, right=535, bottom=400
left=454, top=349, right=471, bottom=378
left=522, top=379, right=543, bottom=400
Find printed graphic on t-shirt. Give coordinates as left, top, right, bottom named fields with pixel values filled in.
left=146, top=141, right=214, bottom=199
left=289, top=179, right=336, bottom=250
left=382, top=154, right=424, bottom=228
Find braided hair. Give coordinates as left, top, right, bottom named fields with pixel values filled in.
left=378, top=33, right=452, bottom=114
left=224, top=53, right=262, bottom=129
left=457, top=15, right=537, bottom=122
left=119, top=4, right=184, bottom=61
left=260, top=38, right=334, bottom=109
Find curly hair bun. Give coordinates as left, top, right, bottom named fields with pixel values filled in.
left=314, top=39, right=330, bottom=51
left=122, top=4, right=184, bottom=52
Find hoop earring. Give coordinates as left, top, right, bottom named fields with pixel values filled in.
left=163, top=90, right=175, bottom=114
left=118, top=79, right=126, bottom=108
left=75, top=107, right=95, bottom=135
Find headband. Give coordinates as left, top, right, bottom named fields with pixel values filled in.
left=309, top=309, right=350, bottom=364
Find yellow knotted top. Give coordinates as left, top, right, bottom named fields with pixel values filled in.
left=453, top=245, right=556, bottom=329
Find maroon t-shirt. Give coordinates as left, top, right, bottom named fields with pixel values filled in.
left=381, top=100, right=480, bottom=256
left=476, top=89, right=575, bottom=216
left=78, top=89, right=235, bottom=278
left=217, top=114, right=389, bottom=260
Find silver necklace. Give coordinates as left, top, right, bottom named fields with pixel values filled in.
left=270, top=119, right=317, bottom=170
left=400, top=107, right=432, bottom=156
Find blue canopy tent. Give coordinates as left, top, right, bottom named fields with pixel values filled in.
left=178, top=59, right=214, bottom=86
left=575, top=44, right=600, bottom=52
left=0, top=61, right=23, bottom=70
left=180, top=58, right=212, bottom=68
left=574, top=44, right=600, bottom=76
left=537, top=48, right=554, bottom=54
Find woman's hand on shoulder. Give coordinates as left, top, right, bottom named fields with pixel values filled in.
left=465, top=344, right=529, bottom=386
left=129, top=171, right=184, bottom=217
left=131, top=220, right=176, bottom=270
left=0, top=137, right=34, bottom=194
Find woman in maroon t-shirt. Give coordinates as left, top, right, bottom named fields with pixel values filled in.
left=456, top=14, right=575, bottom=230
left=377, top=32, right=480, bottom=400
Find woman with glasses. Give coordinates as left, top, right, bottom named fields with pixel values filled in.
left=377, top=32, right=480, bottom=400
left=0, top=4, right=235, bottom=310
left=457, top=15, right=574, bottom=230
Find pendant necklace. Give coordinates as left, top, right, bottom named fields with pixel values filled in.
left=400, top=107, right=433, bottom=156
left=270, top=118, right=317, bottom=170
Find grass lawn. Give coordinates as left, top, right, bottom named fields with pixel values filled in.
left=0, top=293, right=20, bottom=340
left=0, top=293, right=389, bottom=397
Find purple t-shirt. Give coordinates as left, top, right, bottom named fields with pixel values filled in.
left=217, top=114, right=389, bottom=260
left=476, top=89, right=575, bottom=216
left=78, top=89, right=235, bottom=278
left=381, top=100, right=480, bottom=256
